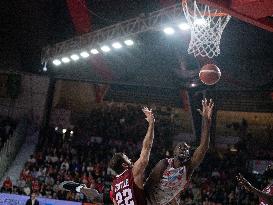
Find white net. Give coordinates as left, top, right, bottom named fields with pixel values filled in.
left=182, top=0, right=231, bottom=58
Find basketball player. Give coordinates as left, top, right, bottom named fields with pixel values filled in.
left=236, top=164, right=273, bottom=205
left=60, top=107, right=155, bottom=205
left=145, top=98, right=214, bottom=205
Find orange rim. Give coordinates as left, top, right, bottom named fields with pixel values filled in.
left=182, top=0, right=228, bottom=17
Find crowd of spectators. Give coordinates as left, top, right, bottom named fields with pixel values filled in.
left=0, top=103, right=272, bottom=205
left=1, top=103, right=173, bottom=204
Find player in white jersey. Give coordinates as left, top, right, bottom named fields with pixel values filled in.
left=145, top=98, right=214, bottom=205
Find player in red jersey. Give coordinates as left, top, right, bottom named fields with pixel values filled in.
left=109, top=107, right=154, bottom=205
left=60, top=107, right=155, bottom=205
left=237, top=164, right=273, bottom=205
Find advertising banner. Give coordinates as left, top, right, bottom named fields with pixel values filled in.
left=0, top=193, right=81, bottom=205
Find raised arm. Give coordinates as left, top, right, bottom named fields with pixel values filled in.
left=188, top=98, right=214, bottom=175
left=132, top=107, right=155, bottom=188
left=236, top=173, right=273, bottom=205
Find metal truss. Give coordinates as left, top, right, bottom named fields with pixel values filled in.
left=41, top=3, right=184, bottom=64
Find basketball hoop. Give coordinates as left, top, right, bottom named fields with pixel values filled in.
left=182, top=0, right=231, bottom=58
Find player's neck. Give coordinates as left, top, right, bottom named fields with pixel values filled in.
left=173, top=158, right=182, bottom=168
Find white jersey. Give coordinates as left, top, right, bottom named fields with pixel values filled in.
left=147, top=158, right=189, bottom=205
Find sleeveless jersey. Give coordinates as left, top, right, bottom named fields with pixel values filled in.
left=147, top=158, right=189, bottom=205
left=111, top=168, right=146, bottom=205
left=259, top=183, right=273, bottom=205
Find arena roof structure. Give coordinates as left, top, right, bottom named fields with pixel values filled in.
left=1, top=0, right=273, bottom=91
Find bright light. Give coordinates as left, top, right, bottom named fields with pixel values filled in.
left=70, top=54, right=80, bottom=61
left=163, top=27, right=175, bottom=35
left=194, top=18, right=207, bottom=26
left=70, top=131, right=74, bottom=136
left=55, top=127, right=58, bottom=131
left=101, top=45, right=111, bottom=52
left=62, top=129, right=67, bottom=134
left=190, top=83, right=197, bottom=87
left=52, top=59, right=61, bottom=66
left=112, top=42, right=122, bottom=49
left=179, top=23, right=190, bottom=30
left=124, top=39, right=134, bottom=46
left=230, top=145, right=237, bottom=152
left=43, top=66, right=47, bottom=72
left=61, top=57, right=70, bottom=63
left=90, top=49, right=99, bottom=54
left=80, top=51, right=90, bottom=58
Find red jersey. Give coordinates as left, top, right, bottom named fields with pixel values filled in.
left=259, top=183, right=273, bottom=205
left=111, top=168, right=146, bottom=205
left=3, top=179, right=12, bottom=189
left=32, top=180, right=40, bottom=192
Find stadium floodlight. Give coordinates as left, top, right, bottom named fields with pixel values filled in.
left=112, top=42, right=122, bottom=49
left=163, top=27, right=175, bottom=35
left=52, top=59, right=61, bottom=66
left=124, top=39, right=134, bottom=46
left=80, top=51, right=90, bottom=58
left=101, top=45, right=111, bottom=52
left=42, top=62, right=47, bottom=72
left=190, top=83, right=197, bottom=87
left=61, top=57, right=70, bottom=63
left=90, top=49, right=99, bottom=54
left=70, top=54, right=80, bottom=61
left=178, top=23, right=190, bottom=30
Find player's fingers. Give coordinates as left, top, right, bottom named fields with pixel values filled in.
left=211, top=103, right=214, bottom=109
left=209, top=99, right=213, bottom=107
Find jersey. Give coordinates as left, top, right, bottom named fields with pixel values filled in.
left=147, top=158, right=189, bottom=205
left=259, top=183, right=273, bottom=205
left=111, top=168, right=146, bottom=205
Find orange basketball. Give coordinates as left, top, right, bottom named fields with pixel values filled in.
left=199, top=64, right=221, bottom=85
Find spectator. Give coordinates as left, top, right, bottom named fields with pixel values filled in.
left=1, top=176, right=13, bottom=193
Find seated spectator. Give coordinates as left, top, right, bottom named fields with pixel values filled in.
left=1, top=176, right=13, bottom=193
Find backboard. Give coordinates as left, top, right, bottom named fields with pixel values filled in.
left=199, top=0, right=273, bottom=32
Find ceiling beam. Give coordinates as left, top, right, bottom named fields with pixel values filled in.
left=41, top=3, right=184, bottom=64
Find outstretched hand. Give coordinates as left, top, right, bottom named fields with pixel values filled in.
left=236, top=173, right=255, bottom=193
left=142, top=107, right=155, bottom=124
left=197, top=98, right=214, bottom=121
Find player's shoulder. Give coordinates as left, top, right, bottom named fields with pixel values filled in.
left=154, top=158, right=168, bottom=168
left=114, top=169, right=130, bottom=179
left=152, top=159, right=170, bottom=172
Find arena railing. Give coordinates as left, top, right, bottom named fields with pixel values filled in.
left=0, top=119, right=27, bottom=180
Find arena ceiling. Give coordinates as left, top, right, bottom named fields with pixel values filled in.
left=1, top=0, right=273, bottom=90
